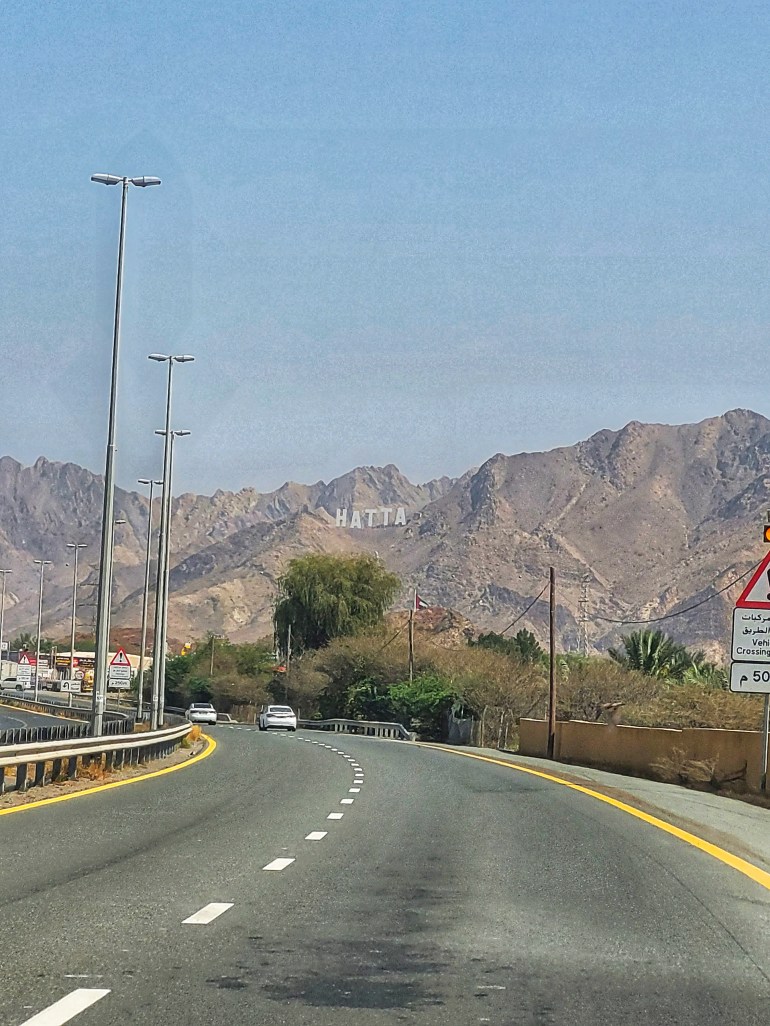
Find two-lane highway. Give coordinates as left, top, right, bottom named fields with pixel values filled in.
left=0, top=700, right=86, bottom=732
left=1, top=725, right=768, bottom=1025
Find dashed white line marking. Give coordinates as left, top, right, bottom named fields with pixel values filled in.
left=182, top=902, right=234, bottom=925
left=305, top=831, right=328, bottom=840
left=327, top=812, right=344, bottom=820
left=349, top=787, right=361, bottom=793
left=19, top=988, right=111, bottom=1026
left=262, top=857, right=296, bottom=871
left=340, top=798, right=354, bottom=804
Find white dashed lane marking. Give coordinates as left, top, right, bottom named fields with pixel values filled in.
left=349, top=787, right=360, bottom=793
left=340, top=798, right=354, bottom=804
left=305, top=831, right=328, bottom=840
left=183, top=902, right=234, bottom=925
left=327, top=812, right=344, bottom=820
left=263, top=857, right=296, bottom=871
left=18, top=988, right=111, bottom=1025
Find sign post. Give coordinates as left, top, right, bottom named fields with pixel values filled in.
left=730, top=551, right=770, bottom=791
left=16, top=652, right=33, bottom=689
left=108, top=648, right=132, bottom=693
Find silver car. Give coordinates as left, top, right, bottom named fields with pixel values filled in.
left=259, top=704, right=297, bottom=731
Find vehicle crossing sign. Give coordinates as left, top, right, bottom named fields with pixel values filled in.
left=16, top=652, right=32, bottom=683
left=108, top=647, right=132, bottom=687
left=735, top=551, right=770, bottom=609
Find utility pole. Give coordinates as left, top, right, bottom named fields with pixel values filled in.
left=0, top=570, right=11, bottom=680
left=547, top=567, right=556, bottom=759
left=285, top=623, right=292, bottom=702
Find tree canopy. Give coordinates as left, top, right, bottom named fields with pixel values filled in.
left=273, top=554, right=400, bottom=655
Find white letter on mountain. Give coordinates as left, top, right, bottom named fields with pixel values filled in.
left=350, top=510, right=362, bottom=529
left=395, top=507, right=407, bottom=526
left=379, top=507, right=392, bottom=526
left=336, top=508, right=348, bottom=528
left=364, top=508, right=376, bottom=527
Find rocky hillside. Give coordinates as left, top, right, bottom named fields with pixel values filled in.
left=1, top=409, right=768, bottom=661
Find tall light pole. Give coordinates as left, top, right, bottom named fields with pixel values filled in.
left=33, top=560, right=52, bottom=700
left=0, top=569, right=11, bottom=680
left=90, top=172, right=161, bottom=737
left=155, top=428, right=190, bottom=726
left=66, top=544, right=87, bottom=687
left=149, top=354, right=194, bottom=730
left=137, top=478, right=163, bottom=721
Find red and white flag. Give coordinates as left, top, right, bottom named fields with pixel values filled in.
left=414, top=591, right=430, bottom=611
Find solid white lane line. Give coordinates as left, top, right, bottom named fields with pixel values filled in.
left=19, top=988, right=111, bottom=1026
left=305, top=831, right=328, bottom=840
left=349, top=787, right=361, bottom=793
left=263, top=857, right=296, bottom=871
left=182, top=902, right=234, bottom=925
left=340, top=798, right=354, bottom=804
left=327, top=812, right=344, bottom=820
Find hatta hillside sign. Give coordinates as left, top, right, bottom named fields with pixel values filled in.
left=335, top=507, right=408, bottom=529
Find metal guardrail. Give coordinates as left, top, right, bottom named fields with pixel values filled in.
left=0, top=694, right=136, bottom=735
left=0, top=721, right=193, bottom=795
left=0, top=722, right=91, bottom=746
left=298, top=717, right=414, bottom=740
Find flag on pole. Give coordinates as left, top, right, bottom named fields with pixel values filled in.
left=414, top=590, right=430, bottom=611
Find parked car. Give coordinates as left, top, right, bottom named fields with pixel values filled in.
left=185, top=702, right=218, bottom=725
left=258, top=704, right=297, bottom=731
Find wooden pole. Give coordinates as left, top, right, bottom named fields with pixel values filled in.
left=547, top=567, right=556, bottom=759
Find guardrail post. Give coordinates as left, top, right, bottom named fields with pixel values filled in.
left=16, top=762, right=28, bottom=792
left=34, top=760, right=46, bottom=787
left=67, top=756, right=77, bottom=780
left=51, top=757, right=62, bottom=781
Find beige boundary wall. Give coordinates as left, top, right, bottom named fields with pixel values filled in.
left=519, top=718, right=764, bottom=792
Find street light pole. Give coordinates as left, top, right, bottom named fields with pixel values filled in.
left=0, top=570, right=11, bottom=680
left=157, top=428, right=190, bottom=726
left=149, top=355, right=194, bottom=730
left=66, top=544, right=87, bottom=689
left=90, top=172, right=160, bottom=737
left=137, top=478, right=162, bottom=721
left=33, top=560, right=52, bottom=700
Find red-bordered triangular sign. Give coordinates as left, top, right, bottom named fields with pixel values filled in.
left=18, top=653, right=30, bottom=664
left=110, top=647, right=131, bottom=667
left=736, top=551, right=770, bottom=609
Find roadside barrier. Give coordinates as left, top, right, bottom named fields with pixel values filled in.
left=0, top=721, right=192, bottom=794
left=298, top=717, right=413, bottom=740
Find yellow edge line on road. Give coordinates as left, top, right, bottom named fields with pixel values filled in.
left=418, top=743, right=770, bottom=893
left=0, top=733, right=217, bottom=818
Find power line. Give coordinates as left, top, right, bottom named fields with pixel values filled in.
left=500, top=584, right=549, bottom=636
left=593, top=561, right=757, bottom=627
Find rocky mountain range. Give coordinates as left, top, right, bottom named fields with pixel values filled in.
left=2, top=408, right=768, bottom=662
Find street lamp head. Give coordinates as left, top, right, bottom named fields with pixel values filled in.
left=91, top=173, right=123, bottom=186
left=129, top=176, right=161, bottom=187
left=66, top=543, right=87, bottom=550
left=148, top=353, right=171, bottom=363
left=34, top=559, right=53, bottom=567
left=173, top=355, right=195, bottom=364
left=173, top=430, right=191, bottom=437
left=138, top=478, right=152, bottom=485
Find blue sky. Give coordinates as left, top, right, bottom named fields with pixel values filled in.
left=3, top=1, right=770, bottom=495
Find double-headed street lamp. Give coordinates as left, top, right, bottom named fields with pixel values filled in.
left=66, top=544, right=87, bottom=684
left=0, top=569, right=11, bottom=678
left=149, top=354, right=194, bottom=730
left=33, top=559, right=52, bottom=700
left=137, top=478, right=163, bottom=721
left=90, top=172, right=161, bottom=737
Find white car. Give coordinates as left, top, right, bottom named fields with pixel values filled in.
left=185, top=702, right=218, bottom=725
left=259, top=704, right=297, bottom=731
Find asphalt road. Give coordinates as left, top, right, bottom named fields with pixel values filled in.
left=0, top=727, right=768, bottom=1026
left=0, top=700, right=86, bottom=731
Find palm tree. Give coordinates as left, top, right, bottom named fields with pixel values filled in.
left=608, top=630, right=685, bottom=678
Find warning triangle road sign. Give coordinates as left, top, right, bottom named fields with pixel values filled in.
left=110, top=647, right=131, bottom=667
left=736, top=551, right=770, bottom=609
left=18, top=653, right=30, bottom=664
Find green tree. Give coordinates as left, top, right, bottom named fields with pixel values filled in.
left=10, top=632, right=53, bottom=653
left=471, top=628, right=545, bottom=664
left=608, top=630, right=704, bottom=680
left=273, top=554, right=400, bottom=654
left=389, top=672, right=458, bottom=740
